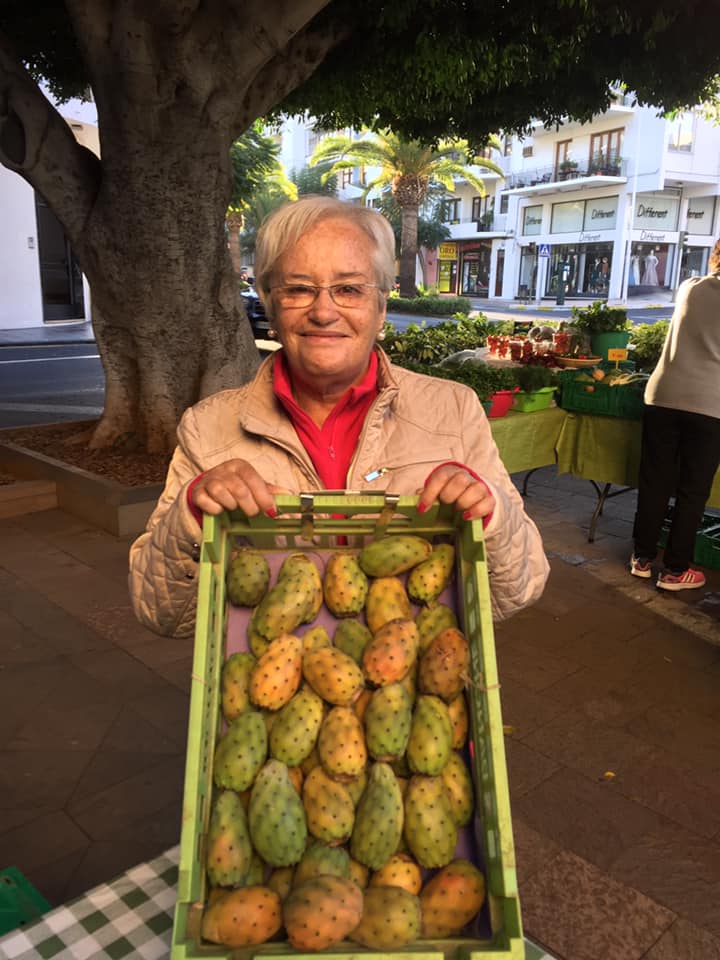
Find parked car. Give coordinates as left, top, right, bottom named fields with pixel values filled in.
left=241, top=287, right=271, bottom=339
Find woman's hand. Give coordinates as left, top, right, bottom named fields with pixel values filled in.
left=417, top=464, right=495, bottom=521
left=191, top=459, right=287, bottom=517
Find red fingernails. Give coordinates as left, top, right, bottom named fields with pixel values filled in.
left=417, top=502, right=428, bottom=515
left=462, top=509, right=473, bottom=521
left=265, top=507, right=278, bottom=518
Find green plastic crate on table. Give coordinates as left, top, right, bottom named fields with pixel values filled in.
left=171, top=493, right=523, bottom=960
left=660, top=510, right=720, bottom=570
left=558, top=370, right=645, bottom=419
left=512, top=386, right=556, bottom=413
left=0, top=867, right=51, bottom=936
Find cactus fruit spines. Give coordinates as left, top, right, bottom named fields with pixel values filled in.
left=278, top=554, right=323, bottom=622
left=350, top=761, right=404, bottom=870
left=283, top=875, right=363, bottom=951
left=403, top=774, right=458, bottom=868
left=420, top=859, right=487, bottom=937
left=302, top=646, right=364, bottom=705
left=323, top=552, right=369, bottom=617
left=441, top=750, right=475, bottom=827
left=248, top=759, right=307, bottom=867
left=350, top=884, right=422, bottom=949
left=213, top=710, right=267, bottom=792
left=407, top=543, right=455, bottom=605
left=416, top=603, right=458, bottom=656
left=249, top=634, right=303, bottom=711
left=358, top=535, right=433, bottom=577
left=406, top=694, right=453, bottom=775
left=333, top=619, right=373, bottom=664
left=253, top=572, right=318, bottom=641
left=317, top=705, right=367, bottom=781
left=302, top=765, right=355, bottom=845
left=221, top=651, right=257, bottom=722
left=269, top=686, right=323, bottom=767
left=205, top=790, right=253, bottom=888
left=365, top=577, right=412, bottom=635
left=226, top=549, right=270, bottom=607
left=418, top=627, right=470, bottom=702
left=362, top=618, right=419, bottom=687
left=364, top=683, right=412, bottom=761
left=201, top=886, right=283, bottom=947
left=369, top=852, right=422, bottom=895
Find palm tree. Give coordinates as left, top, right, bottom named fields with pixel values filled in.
left=310, top=130, right=503, bottom=297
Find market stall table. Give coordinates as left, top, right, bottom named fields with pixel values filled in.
left=0, top=847, right=558, bottom=960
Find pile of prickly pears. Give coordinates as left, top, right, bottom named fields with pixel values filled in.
left=203, top=535, right=486, bottom=950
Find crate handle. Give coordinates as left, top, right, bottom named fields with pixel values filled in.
left=297, top=490, right=400, bottom=538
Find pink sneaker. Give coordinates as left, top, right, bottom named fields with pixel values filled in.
left=656, top=568, right=706, bottom=591
left=630, top=555, right=653, bottom=579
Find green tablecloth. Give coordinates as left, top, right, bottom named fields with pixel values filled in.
left=490, top=407, right=720, bottom=509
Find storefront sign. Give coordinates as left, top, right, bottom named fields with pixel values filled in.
left=579, top=232, right=603, bottom=242
left=633, top=193, right=679, bottom=230
left=638, top=230, right=668, bottom=242
left=583, top=196, right=618, bottom=231
left=438, top=243, right=457, bottom=260
left=686, top=196, right=716, bottom=236
left=522, top=205, right=543, bottom=236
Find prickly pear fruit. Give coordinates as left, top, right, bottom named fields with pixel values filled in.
left=293, top=839, right=351, bottom=886
left=420, top=859, right=486, bottom=937
left=359, top=535, right=433, bottom=577
left=221, top=651, right=257, bottom=722
left=269, top=686, right=324, bottom=766
left=447, top=692, right=469, bottom=748
left=213, top=711, right=267, bottom=791
left=416, top=603, right=458, bottom=655
left=201, top=886, right=282, bottom=947
left=334, top=619, right=373, bottom=664
left=302, top=766, right=355, bottom=845
left=301, top=625, right=330, bottom=651
left=206, top=790, right=253, bottom=887
left=344, top=768, right=368, bottom=807
left=399, top=659, right=418, bottom=705
left=406, top=694, right=453, bottom=775
left=407, top=543, right=455, bottom=605
left=318, top=705, right=367, bottom=781
left=249, top=634, right=303, bottom=710
left=365, top=577, right=412, bottom=635
left=252, top=574, right=317, bottom=641
left=403, top=774, right=458, bottom=868
left=225, top=549, right=270, bottom=607
left=369, top=852, right=422, bottom=895
left=350, top=762, right=404, bottom=870
left=303, top=646, right=364, bottom=705
left=278, top=554, right=323, bottom=622
left=243, top=851, right=265, bottom=887
left=418, top=627, right=470, bottom=702
left=364, top=683, right=412, bottom=761
left=353, top=687, right=373, bottom=723
left=323, top=552, right=369, bottom=617
left=247, top=611, right=272, bottom=658
left=350, top=884, right=422, bottom=949
left=267, top=866, right=294, bottom=902
left=441, top=750, right=474, bottom=827
left=348, top=856, right=370, bottom=888
left=248, top=760, right=307, bottom=866
left=283, top=875, right=363, bottom=951
left=363, top=618, right=419, bottom=687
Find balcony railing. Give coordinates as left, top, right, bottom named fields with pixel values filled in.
left=505, top=157, right=627, bottom=189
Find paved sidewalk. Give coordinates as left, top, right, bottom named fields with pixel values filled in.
left=0, top=465, right=718, bottom=959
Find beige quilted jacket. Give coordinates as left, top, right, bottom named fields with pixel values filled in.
left=129, top=350, right=549, bottom=635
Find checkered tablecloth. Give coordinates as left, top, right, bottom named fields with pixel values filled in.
left=0, top=846, right=556, bottom=960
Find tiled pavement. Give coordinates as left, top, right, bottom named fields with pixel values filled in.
left=0, top=470, right=719, bottom=960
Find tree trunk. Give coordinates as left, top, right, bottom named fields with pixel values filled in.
left=398, top=202, right=419, bottom=298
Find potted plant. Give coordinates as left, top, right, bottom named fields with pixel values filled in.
left=569, top=300, right=631, bottom=360
left=557, top=159, right=578, bottom=180
left=513, top=365, right=558, bottom=412
left=432, top=359, right=519, bottom=417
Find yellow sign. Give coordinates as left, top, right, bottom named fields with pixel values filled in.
left=438, top=243, right=457, bottom=260
left=607, top=348, right=628, bottom=361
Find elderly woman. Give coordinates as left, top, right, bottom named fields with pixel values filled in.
left=129, top=197, right=548, bottom=635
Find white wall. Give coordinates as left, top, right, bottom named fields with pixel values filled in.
left=0, top=166, right=43, bottom=328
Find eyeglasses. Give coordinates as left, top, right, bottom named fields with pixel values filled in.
left=270, top=282, right=381, bottom=309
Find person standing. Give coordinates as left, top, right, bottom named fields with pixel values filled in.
left=630, top=239, right=720, bottom=589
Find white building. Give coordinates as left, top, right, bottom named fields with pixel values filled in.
left=278, top=95, right=720, bottom=304
left=0, top=92, right=98, bottom=330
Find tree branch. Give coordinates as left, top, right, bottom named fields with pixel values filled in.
left=0, top=29, right=100, bottom=244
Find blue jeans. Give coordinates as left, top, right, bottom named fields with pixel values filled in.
left=633, top=404, right=720, bottom=572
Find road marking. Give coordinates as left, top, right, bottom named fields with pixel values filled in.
left=0, top=354, right=100, bottom=364
left=0, top=403, right=103, bottom=414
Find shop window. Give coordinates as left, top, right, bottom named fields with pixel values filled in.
left=668, top=112, right=694, bottom=152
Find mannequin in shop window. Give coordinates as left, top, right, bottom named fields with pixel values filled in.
left=630, top=253, right=641, bottom=286
left=641, top=248, right=659, bottom=286
left=589, top=258, right=601, bottom=293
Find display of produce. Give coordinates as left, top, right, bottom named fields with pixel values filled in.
left=171, top=497, right=522, bottom=960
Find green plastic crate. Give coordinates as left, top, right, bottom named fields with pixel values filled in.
left=170, top=494, right=523, bottom=960
left=660, top=510, right=720, bottom=570
left=0, top=867, right=51, bottom=936
left=512, top=386, right=556, bottom=413
left=558, top=372, right=645, bottom=419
